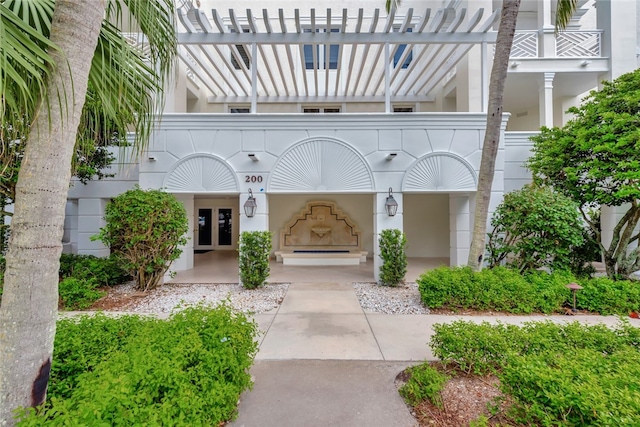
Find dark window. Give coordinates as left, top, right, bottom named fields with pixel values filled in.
left=393, top=106, right=414, bottom=112
left=303, top=28, right=339, bottom=70
left=231, top=28, right=250, bottom=70
left=303, top=107, right=340, bottom=113
left=393, top=27, right=413, bottom=69
left=230, top=107, right=250, bottom=113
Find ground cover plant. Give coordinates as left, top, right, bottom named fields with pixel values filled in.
left=18, top=304, right=258, bottom=426
left=417, top=266, right=640, bottom=315
left=411, top=320, right=640, bottom=426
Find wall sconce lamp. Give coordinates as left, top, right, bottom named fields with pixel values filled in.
left=248, top=153, right=259, bottom=162
left=385, top=153, right=397, bottom=161
left=510, top=61, right=521, bottom=68
left=243, top=189, right=257, bottom=218
left=385, top=187, right=398, bottom=217
left=148, top=156, right=156, bottom=161
left=580, top=60, right=591, bottom=67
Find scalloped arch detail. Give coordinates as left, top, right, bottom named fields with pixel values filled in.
left=164, top=154, right=239, bottom=192
left=269, top=137, right=374, bottom=192
left=403, top=153, right=477, bottom=192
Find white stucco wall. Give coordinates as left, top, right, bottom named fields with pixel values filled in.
left=403, top=194, right=449, bottom=257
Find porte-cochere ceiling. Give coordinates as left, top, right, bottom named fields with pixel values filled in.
left=169, top=1, right=500, bottom=104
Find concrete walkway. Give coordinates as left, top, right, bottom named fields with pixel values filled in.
left=229, top=282, right=638, bottom=427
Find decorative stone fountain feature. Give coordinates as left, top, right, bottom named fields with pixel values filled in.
left=275, top=201, right=367, bottom=265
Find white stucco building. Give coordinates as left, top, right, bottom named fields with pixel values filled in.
left=64, top=0, right=639, bottom=280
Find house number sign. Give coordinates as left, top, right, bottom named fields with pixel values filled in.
left=245, top=175, right=263, bottom=183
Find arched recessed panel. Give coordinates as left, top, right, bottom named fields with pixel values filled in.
left=164, top=154, right=239, bottom=192
left=403, top=153, right=477, bottom=192
left=269, top=138, right=373, bottom=192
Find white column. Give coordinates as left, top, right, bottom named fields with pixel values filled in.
left=538, top=72, right=555, bottom=127
left=538, top=0, right=556, bottom=57
left=77, top=198, right=109, bottom=257
left=384, top=42, right=391, bottom=113
left=373, top=191, right=404, bottom=282
left=239, top=191, right=269, bottom=233
left=63, top=200, right=78, bottom=254
left=170, top=194, right=195, bottom=273
left=449, top=194, right=471, bottom=266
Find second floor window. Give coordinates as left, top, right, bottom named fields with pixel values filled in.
left=303, top=28, right=340, bottom=70
left=393, top=27, right=413, bottom=69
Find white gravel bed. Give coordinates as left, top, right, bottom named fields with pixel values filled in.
left=106, top=281, right=289, bottom=314
left=353, top=282, right=430, bottom=314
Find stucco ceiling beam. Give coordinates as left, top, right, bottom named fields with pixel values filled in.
left=324, top=8, right=331, bottom=97
left=505, top=57, right=609, bottom=73
left=310, top=9, right=319, bottom=96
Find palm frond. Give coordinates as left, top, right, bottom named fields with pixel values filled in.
left=555, top=0, right=579, bottom=34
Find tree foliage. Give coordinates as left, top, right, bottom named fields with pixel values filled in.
left=94, top=188, right=188, bottom=292
left=486, top=184, right=594, bottom=275
left=527, top=69, right=640, bottom=278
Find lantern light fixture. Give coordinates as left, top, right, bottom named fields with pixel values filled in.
left=385, top=187, right=398, bottom=217
left=244, top=189, right=257, bottom=218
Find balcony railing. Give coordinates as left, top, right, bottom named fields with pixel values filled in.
left=556, top=31, right=601, bottom=57
left=505, top=30, right=603, bottom=58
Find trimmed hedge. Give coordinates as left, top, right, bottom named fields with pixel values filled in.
left=429, top=320, right=640, bottom=426
left=417, top=266, right=640, bottom=315
left=19, top=304, right=259, bottom=426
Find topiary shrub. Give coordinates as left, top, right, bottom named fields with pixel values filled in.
left=486, top=184, right=589, bottom=275
left=93, top=187, right=188, bottom=291
left=378, top=228, right=407, bottom=286
left=238, top=231, right=272, bottom=289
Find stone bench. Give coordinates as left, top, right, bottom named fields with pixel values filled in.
left=274, top=250, right=368, bottom=265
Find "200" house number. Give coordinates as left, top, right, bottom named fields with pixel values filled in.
left=245, top=175, right=263, bottom=183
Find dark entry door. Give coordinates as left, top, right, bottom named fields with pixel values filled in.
left=217, top=208, right=233, bottom=246
left=198, top=208, right=212, bottom=246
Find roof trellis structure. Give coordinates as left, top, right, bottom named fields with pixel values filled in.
left=174, top=3, right=501, bottom=108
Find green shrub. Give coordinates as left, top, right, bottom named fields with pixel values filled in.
left=239, top=231, right=272, bottom=289
left=428, top=320, right=640, bottom=426
left=399, top=363, right=448, bottom=407
left=430, top=320, right=640, bottom=376
left=417, top=266, right=570, bottom=314
left=378, top=229, right=407, bottom=286
left=58, top=277, right=106, bottom=310
left=93, top=187, right=189, bottom=291
left=20, top=304, right=258, bottom=426
left=59, top=253, right=130, bottom=287
left=486, top=185, right=589, bottom=275
left=501, top=347, right=640, bottom=426
left=418, top=266, right=638, bottom=315
left=577, top=276, right=640, bottom=315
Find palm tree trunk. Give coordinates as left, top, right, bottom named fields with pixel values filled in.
left=0, top=1, right=105, bottom=424
left=467, top=0, right=521, bottom=270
